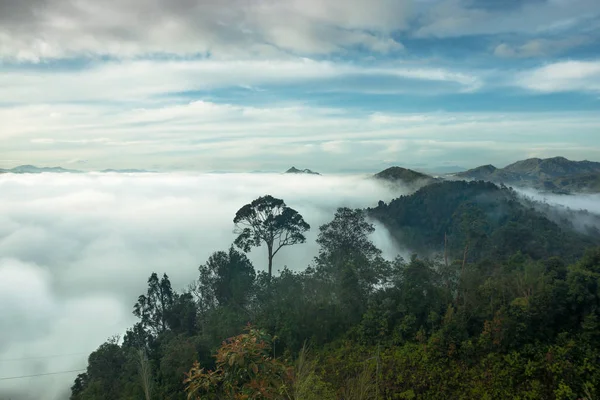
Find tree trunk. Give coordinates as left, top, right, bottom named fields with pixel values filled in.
left=267, top=242, right=273, bottom=279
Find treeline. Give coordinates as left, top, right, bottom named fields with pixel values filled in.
left=369, top=181, right=598, bottom=262
left=71, top=190, right=600, bottom=399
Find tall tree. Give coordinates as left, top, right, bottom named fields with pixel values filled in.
left=233, top=195, right=310, bottom=278
left=315, top=207, right=389, bottom=320
left=316, top=207, right=386, bottom=280
left=133, top=272, right=175, bottom=337
left=197, top=246, right=256, bottom=309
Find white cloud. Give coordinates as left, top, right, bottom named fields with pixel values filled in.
left=515, top=60, right=600, bottom=93
left=2, top=99, right=600, bottom=171
left=0, top=172, right=408, bottom=399
left=493, top=37, right=589, bottom=58
left=0, top=0, right=412, bottom=61
left=0, top=258, right=130, bottom=400
left=2, top=170, right=600, bottom=398
left=0, top=58, right=482, bottom=104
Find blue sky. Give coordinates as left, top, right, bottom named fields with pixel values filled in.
left=1, top=0, right=599, bottom=172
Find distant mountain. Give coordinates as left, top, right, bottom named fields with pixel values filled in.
left=454, top=157, right=600, bottom=193
left=374, top=166, right=438, bottom=188
left=0, top=165, right=82, bottom=174
left=369, top=180, right=599, bottom=262
left=285, top=166, right=321, bottom=175
left=456, top=164, right=497, bottom=180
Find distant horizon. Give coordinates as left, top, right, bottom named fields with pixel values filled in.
left=4, top=155, right=600, bottom=176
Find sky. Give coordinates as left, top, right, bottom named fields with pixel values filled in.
left=1, top=0, right=600, bottom=172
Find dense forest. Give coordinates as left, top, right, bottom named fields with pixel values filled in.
left=71, top=182, right=600, bottom=399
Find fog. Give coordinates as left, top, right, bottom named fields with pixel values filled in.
left=516, top=189, right=600, bottom=216
left=0, top=172, right=407, bottom=400
left=515, top=188, right=600, bottom=234
left=4, top=173, right=600, bottom=399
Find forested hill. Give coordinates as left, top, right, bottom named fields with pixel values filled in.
left=369, top=180, right=599, bottom=262
left=372, top=166, right=438, bottom=190
left=71, top=188, right=600, bottom=400
left=455, top=156, right=600, bottom=193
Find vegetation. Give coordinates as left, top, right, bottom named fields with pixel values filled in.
left=369, top=180, right=598, bottom=262
left=373, top=166, right=437, bottom=189
left=233, top=195, right=310, bottom=279
left=455, top=156, right=600, bottom=193
left=72, top=187, right=600, bottom=399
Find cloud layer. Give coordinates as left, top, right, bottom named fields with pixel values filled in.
left=2, top=172, right=600, bottom=398
left=1, top=1, right=599, bottom=171
left=0, top=172, right=406, bottom=399
left=1, top=0, right=598, bottom=60
left=3, top=91, right=600, bottom=172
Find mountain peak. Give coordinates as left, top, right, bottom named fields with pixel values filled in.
left=455, top=164, right=497, bottom=179
left=374, top=166, right=436, bottom=186
left=284, top=166, right=320, bottom=175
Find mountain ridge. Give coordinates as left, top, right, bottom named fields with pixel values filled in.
left=455, top=157, right=600, bottom=193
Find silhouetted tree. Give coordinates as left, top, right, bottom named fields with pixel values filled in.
left=233, top=195, right=310, bottom=278
left=133, top=273, right=175, bottom=337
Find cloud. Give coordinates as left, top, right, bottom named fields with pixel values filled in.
left=0, top=258, right=131, bottom=400
left=2, top=172, right=600, bottom=399
left=3, top=100, right=600, bottom=172
left=515, top=188, right=600, bottom=235
left=2, top=0, right=597, bottom=60
left=0, top=172, right=409, bottom=399
left=0, top=58, right=482, bottom=104
left=415, top=0, right=599, bottom=38
left=0, top=0, right=412, bottom=61
left=493, top=37, right=589, bottom=58
left=515, top=60, right=600, bottom=93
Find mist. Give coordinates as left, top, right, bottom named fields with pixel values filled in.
left=0, top=172, right=407, bottom=400
left=515, top=188, right=600, bottom=234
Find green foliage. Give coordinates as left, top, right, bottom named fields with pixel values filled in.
left=184, top=326, right=290, bottom=400
left=197, top=246, right=256, bottom=310
left=73, top=191, right=600, bottom=400
left=369, top=180, right=596, bottom=262
left=290, top=344, right=336, bottom=400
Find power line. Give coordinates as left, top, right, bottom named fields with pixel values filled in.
left=0, top=352, right=88, bottom=362
left=0, top=369, right=86, bottom=381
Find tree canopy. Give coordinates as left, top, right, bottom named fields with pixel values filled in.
left=233, top=195, right=310, bottom=278
left=72, top=188, right=600, bottom=400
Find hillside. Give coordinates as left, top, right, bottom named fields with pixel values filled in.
left=374, top=166, right=438, bottom=188
left=550, top=172, right=600, bottom=193
left=455, top=157, right=600, bottom=193
left=455, top=164, right=497, bottom=180
left=369, top=180, right=599, bottom=262
left=71, top=185, right=600, bottom=399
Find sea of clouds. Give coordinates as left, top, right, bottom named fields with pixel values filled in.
left=0, top=172, right=408, bottom=400
left=3, top=172, right=600, bottom=399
